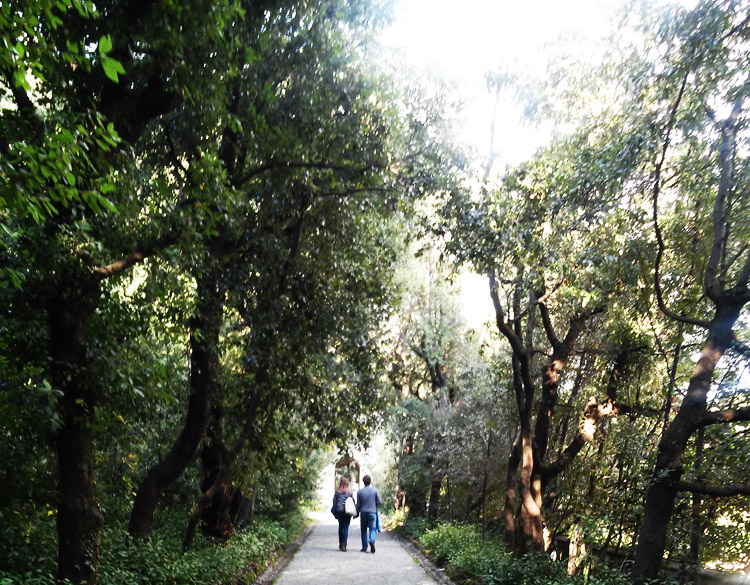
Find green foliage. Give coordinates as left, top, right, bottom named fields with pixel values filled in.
left=385, top=250, right=511, bottom=522
left=397, top=514, right=431, bottom=541
left=3, top=0, right=749, bottom=580
left=98, top=513, right=302, bottom=585
left=419, top=523, right=631, bottom=585
left=0, top=504, right=58, bottom=585
left=0, top=504, right=305, bottom=585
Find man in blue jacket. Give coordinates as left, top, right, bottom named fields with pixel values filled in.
left=356, top=474, right=383, bottom=553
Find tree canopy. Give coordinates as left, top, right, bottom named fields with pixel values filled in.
left=1, top=1, right=749, bottom=584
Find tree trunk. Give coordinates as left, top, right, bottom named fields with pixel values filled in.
left=229, top=488, right=249, bottom=526
left=568, top=521, right=587, bottom=575
left=198, top=403, right=234, bottom=539
left=247, top=487, right=257, bottom=525
left=481, top=434, right=492, bottom=539
left=556, top=354, right=587, bottom=458
left=687, top=426, right=705, bottom=570
left=428, top=473, right=443, bottom=522
left=128, top=270, right=221, bottom=537
left=492, top=275, right=597, bottom=554
left=237, top=490, right=254, bottom=526
left=519, top=429, right=545, bottom=551
left=504, top=434, right=521, bottom=550
left=50, top=283, right=103, bottom=585
left=632, top=313, right=736, bottom=582
left=410, top=492, right=427, bottom=518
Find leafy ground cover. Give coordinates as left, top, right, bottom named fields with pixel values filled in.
left=0, top=506, right=307, bottom=585
left=396, top=518, right=631, bottom=585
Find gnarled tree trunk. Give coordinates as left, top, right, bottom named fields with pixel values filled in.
left=128, top=269, right=222, bottom=537
left=633, top=86, right=750, bottom=582
left=632, top=312, right=739, bottom=581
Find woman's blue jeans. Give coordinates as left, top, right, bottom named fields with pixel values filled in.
left=359, top=511, right=377, bottom=550
left=337, top=512, right=351, bottom=544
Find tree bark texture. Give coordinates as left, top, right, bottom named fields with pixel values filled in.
left=518, top=429, right=545, bottom=551
left=50, top=282, right=103, bottom=585
left=633, top=304, right=742, bottom=581
left=198, top=403, right=234, bottom=539
left=634, top=87, right=750, bottom=581
left=687, top=427, right=705, bottom=570
left=493, top=274, right=602, bottom=553
left=504, top=435, right=521, bottom=549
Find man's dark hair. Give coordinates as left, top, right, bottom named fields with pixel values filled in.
left=363, top=474, right=371, bottom=486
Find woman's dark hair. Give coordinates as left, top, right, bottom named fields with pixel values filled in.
left=337, top=476, right=350, bottom=493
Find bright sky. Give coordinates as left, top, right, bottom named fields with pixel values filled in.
left=380, top=0, right=614, bottom=164
left=381, top=0, right=618, bottom=327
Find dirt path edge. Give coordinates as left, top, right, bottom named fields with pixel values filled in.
left=252, top=522, right=316, bottom=585
left=388, top=531, right=459, bottom=585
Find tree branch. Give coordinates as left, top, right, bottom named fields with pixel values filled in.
left=534, top=305, right=602, bottom=460
left=544, top=396, right=621, bottom=481
left=705, top=94, right=745, bottom=300
left=735, top=249, right=750, bottom=291
left=91, top=233, right=177, bottom=281
left=721, top=10, right=750, bottom=42
left=696, top=406, right=750, bottom=427
left=489, top=270, right=525, bottom=358
left=410, top=341, right=427, bottom=361
left=677, top=481, right=750, bottom=497
left=544, top=342, right=637, bottom=481
left=317, top=186, right=396, bottom=198
left=538, top=299, right=560, bottom=349
left=652, top=72, right=712, bottom=329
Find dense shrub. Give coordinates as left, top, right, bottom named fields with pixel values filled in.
left=398, top=514, right=431, bottom=541
left=0, top=507, right=306, bottom=585
left=0, top=506, right=58, bottom=585
left=418, top=523, right=631, bottom=585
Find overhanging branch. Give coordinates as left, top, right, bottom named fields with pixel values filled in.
left=678, top=481, right=750, bottom=497
left=697, top=406, right=750, bottom=427
left=91, top=233, right=177, bottom=281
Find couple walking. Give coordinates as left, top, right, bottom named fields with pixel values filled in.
left=331, top=474, right=382, bottom=553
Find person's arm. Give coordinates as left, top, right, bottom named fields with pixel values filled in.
left=375, top=490, right=383, bottom=507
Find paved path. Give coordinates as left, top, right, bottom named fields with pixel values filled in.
left=273, top=511, right=438, bottom=585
